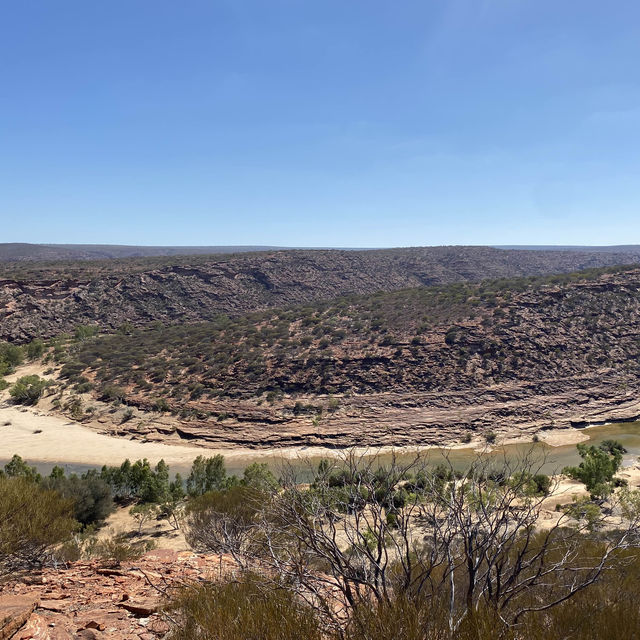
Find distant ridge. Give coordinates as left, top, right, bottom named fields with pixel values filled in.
left=495, top=245, right=640, bottom=253
left=3, top=242, right=640, bottom=263
left=2, top=245, right=640, bottom=342
left=0, top=243, right=292, bottom=262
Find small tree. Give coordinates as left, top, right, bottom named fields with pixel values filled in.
left=3, top=454, right=41, bottom=482
left=563, top=440, right=626, bottom=500
left=186, top=455, right=229, bottom=496
left=130, top=503, right=159, bottom=535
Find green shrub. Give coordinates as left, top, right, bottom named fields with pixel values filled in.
left=43, top=471, right=113, bottom=526
left=185, top=485, right=265, bottom=553
left=100, top=384, right=127, bottom=403
left=74, top=324, right=99, bottom=340
left=95, top=532, right=154, bottom=568
left=26, top=339, right=45, bottom=360
left=166, top=574, right=322, bottom=640
left=0, top=342, right=24, bottom=371
left=0, top=476, right=77, bottom=573
left=9, top=375, right=49, bottom=405
left=153, top=397, right=171, bottom=412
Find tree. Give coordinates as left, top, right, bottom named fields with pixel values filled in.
left=130, top=503, right=159, bottom=535
left=3, top=454, right=41, bottom=482
left=563, top=440, right=626, bottom=500
left=100, top=458, right=170, bottom=503
left=242, top=462, right=278, bottom=491
left=185, top=485, right=267, bottom=559
left=186, top=455, right=229, bottom=496
left=43, top=470, right=113, bottom=526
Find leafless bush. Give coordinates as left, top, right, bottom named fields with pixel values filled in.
left=185, top=448, right=640, bottom=636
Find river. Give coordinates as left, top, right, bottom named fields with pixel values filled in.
left=2, top=419, right=639, bottom=480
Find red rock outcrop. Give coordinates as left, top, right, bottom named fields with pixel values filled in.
left=0, top=550, right=233, bottom=639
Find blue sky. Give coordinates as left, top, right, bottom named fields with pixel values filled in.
left=2, top=0, right=640, bottom=247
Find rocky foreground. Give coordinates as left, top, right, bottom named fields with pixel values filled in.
left=0, top=550, right=230, bottom=640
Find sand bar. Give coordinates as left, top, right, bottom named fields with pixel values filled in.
left=0, top=403, right=230, bottom=468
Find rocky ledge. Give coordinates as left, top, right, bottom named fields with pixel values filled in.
left=0, top=550, right=232, bottom=639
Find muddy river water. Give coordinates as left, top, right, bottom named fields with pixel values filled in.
left=3, top=420, right=639, bottom=480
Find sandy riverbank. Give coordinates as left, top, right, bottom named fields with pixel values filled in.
left=0, top=396, right=602, bottom=472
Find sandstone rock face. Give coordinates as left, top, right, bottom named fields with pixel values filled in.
left=2, top=246, right=639, bottom=342
left=0, top=596, right=38, bottom=640
left=68, top=269, right=640, bottom=449
left=0, top=550, right=232, bottom=639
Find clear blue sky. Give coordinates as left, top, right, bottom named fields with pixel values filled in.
left=2, top=1, right=639, bottom=247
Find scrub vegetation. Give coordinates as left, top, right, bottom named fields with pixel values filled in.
left=2, top=443, right=640, bottom=638
left=170, top=446, right=640, bottom=639
left=46, top=265, right=640, bottom=412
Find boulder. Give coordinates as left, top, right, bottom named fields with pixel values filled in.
left=0, top=595, right=39, bottom=640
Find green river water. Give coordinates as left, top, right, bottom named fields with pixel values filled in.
left=223, top=420, right=640, bottom=479
left=3, top=421, right=640, bottom=480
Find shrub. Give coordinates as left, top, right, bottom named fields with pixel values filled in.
left=100, top=384, right=127, bottom=403
left=26, top=339, right=45, bottom=360
left=0, top=476, right=77, bottom=573
left=185, top=485, right=266, bottom=554
left=43, top=471, right=113, bottom=526
left=484, top=431, right=497, bottom=444
left=95, top=532, right=154, bottom=568
left=153, top=397, right=171, bottom=412
left=166, top=574, right=322, bottom=640
left=0, top=342, right=24, bottom=371
left=76, top=381, right=94, bottom=393
left=74, top=324, right=99, bottom=340
left=9, top=375, right=49, bottom=405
